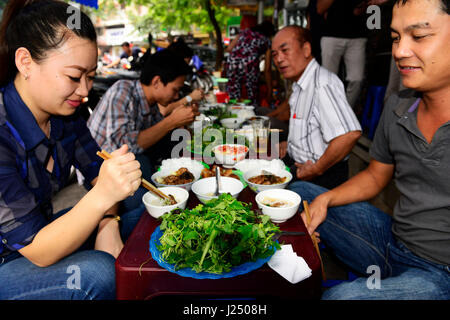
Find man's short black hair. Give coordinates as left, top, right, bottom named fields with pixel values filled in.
left=395, top=0, right=449, bottom=14
left=121, top=41, right=130, bottom=47
left=167, top=39, right=193, bottom=60
left=140, top=49, right=192, bottom=85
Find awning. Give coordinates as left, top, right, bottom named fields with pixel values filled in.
left=71, top=0, right=98, bottom=9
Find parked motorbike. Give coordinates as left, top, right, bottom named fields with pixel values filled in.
left=185, top=54, right=214, bottom=94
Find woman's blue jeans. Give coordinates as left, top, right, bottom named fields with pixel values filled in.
left=0, top=204, right=145, bottom=300
left=288, top=181, right=450, bottom=300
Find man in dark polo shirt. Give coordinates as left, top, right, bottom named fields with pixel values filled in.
left=289, top=0, right=450, bottom=299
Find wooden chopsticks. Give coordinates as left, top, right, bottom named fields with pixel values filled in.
left=303, top=200, right=326, bottom=281
left=96, top=150, right=175, bottom=204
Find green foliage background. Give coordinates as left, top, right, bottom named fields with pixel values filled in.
left=79, top=0, right=236, bottom=38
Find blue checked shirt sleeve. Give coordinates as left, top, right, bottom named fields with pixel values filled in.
left=88, top=81, right=144, bottom=155
left=0, top=132, right=47, bottom=253
left=72, top=116, right=102, bottom=185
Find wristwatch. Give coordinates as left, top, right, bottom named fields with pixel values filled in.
left=185, top=95, right=193, bottom=104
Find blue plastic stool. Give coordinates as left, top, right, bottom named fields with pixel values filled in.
left=361, top=86, right=387, bottom=139
left=319, top=243, right=358, bottom=288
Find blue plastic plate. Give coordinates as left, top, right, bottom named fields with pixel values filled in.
left=149, top=226, right=275, bottom=279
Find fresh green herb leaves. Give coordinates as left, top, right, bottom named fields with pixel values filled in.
left=204, top=107, right=237, bottom=120
left=189, top=124, right=250, bottom=154
left=157, top=193, right=281, bottom=274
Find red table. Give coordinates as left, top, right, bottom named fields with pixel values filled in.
left=115, top=187, right=322, bottom=300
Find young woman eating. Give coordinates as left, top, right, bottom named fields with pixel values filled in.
left=0, top=0, right=144, bottom=299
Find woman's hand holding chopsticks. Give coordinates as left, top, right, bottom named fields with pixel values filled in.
left=94, top=145, right=142, bottom=205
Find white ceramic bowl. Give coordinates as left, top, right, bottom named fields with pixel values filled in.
left=213, top=144, right=249, bottom=168
left=220, top=118, right=245, bottom=129
left=151, top=170, right=198, bottom=191
left=191, top=176, right=244, bottom=204
left=142, top=187, right=189, bottom=219
left=255, top=189, right=301, bottom=223
left=244, top=168, right=293, bottom=193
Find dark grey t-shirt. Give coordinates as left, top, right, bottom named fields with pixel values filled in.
left=370, top=90, right=450, bottom=266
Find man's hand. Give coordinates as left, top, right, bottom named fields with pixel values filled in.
left=300, top=193, right=330, bottom=236
left=191, top=102, right=201, bottom=117
left=168, top=105, right=196, bottom=128
left=189, top=89, right=205, bottom=102
left=276, top=141, right=288, bottom=159
left=295, top=160, right=320, bottom=181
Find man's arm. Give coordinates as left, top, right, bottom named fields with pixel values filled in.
left=267, top=98, right=289, bottom=118
left=161, top=89, right=205, bottom=116
left=301, top=159, right=394, bottom=235
left=317, top=0, right=335, bottom=15
left=353, top=0, right=389, bottom=16
left=277, top=107, right=290, bottom=122
left=105, top=58, right=120, bottom=69
left=295, top=130, right=361, bottom=180
left=136, top=106, right=196, bottom=150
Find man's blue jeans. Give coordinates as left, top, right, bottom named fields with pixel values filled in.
left=0, top=205, right=145, bottom=300
left=288, top=181, right=450, bottom=300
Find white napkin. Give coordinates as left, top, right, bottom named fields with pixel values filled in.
left=268, top=245, right=312, bottom=284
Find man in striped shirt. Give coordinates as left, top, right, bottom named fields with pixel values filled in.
left=272, top=26, right=362, bottom=189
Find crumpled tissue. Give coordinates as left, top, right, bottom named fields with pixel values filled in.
left=268, top=244, right=312, bottom=284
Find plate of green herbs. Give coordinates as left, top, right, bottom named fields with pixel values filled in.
left=149, top=193, right=280, bottom=278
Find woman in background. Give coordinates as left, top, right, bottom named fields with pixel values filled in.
left=225, top=21, right=275, bottom=105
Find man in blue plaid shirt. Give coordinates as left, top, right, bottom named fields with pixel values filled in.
left=88, top=49, right=198, bottom=211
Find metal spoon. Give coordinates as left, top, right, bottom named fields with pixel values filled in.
left=215, top=166, right=223, bottom=196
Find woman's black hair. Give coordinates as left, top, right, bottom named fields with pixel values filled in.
left=0, top=0, right=97, bottom=86
left=251, top=20, right=276, bottom=38
left=140, top=49, right=192, bottom=86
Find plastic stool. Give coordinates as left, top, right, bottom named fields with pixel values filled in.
left=319, top=243, right=358, bottom=288
left=361, top=86, right=386, bottom=139
left=215, top=91, right=229, bottom=103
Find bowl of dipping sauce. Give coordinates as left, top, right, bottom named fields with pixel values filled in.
left=213, top=144, right=249, bottom=168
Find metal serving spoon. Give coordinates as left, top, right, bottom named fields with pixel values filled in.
left=214, top=166, right=223, bottom=196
